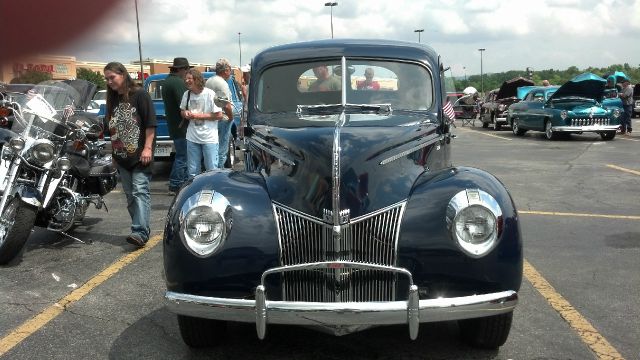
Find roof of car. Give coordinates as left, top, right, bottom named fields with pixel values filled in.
left=252, top=39, right=440, bottom=70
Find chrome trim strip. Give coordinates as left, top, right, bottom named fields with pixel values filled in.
left=379, top=134, right=441, bottom=165
left=552, top=125, right=619, bottom=132
left=260, top=261, right=414, bottom=285
left=165, top=289, right=518, bottom=339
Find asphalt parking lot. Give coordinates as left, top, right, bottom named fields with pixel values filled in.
left=0, top=118, right=638, bottom=359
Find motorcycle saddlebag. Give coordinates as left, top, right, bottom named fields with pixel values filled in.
left=87, top=155, right=118, bottom=196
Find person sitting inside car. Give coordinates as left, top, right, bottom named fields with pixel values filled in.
left=308, top=65, right=341, bottom=92
left=356, top=67, right=380, bottom=90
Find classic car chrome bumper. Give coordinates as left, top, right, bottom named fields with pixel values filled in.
left=552, top=124, right=619, bottom=133
left=165, top=261, right=518, bottom=340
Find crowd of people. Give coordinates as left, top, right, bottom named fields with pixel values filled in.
left=102, top=57, right=248, bottom=248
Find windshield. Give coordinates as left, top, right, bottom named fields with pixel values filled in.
left=11, top=84, right=74, bottom=141
left=256, top=59, right=434, bottom=114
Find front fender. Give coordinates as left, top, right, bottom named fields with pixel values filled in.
left=398, top=166, right=522, bottom=296
left=163, top=170, right=280, bottom=297
left=14, top=183, right=43, bottom=209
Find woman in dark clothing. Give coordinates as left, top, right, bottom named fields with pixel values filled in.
left=103, top=62, right=156, bottom=247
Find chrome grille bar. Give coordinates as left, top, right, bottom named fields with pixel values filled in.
left=570, top=117, right=609, bottom=126
left=274, top=202, right=406, bottom=303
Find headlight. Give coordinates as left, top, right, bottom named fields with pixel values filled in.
left=57, top=157, right=72, bottom=171
left=9, top=137, right=25, bottom=152
left=612, top=108, right=621, bottom=118
left=446, top=189, right=502, bottom=258
left=180, top=190, right=232, bottom=257
left=29, top=139, right=56, bottom=164
left=560, top=110, right=568, bottom=120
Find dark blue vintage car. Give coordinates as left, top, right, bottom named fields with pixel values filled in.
left=163, top=39, right=522, bottom=349
left=508, top=73, right=622, bottom=140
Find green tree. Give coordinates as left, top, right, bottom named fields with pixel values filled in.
left=76, top=67, right=106, bottom=90
left=10, top=70, right=52, bottom=84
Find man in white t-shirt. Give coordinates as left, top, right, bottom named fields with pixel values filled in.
left=205, top=58, right=235, bottom=168
left=181, top=69, right=223, bottom=178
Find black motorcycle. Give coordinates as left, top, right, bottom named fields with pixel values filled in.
left=0, top=80, right=117, bottom=264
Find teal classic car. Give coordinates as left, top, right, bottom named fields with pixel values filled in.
left=508, top=73, right=621, bottom=140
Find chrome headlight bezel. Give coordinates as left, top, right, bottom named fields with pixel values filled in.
left=56, top=157, right=72, bottom=171
left=9, top=137, right=25, bottom=152
left=29, top=138, right=56, bottom=164
left=612, top=108, right=621, bottom=118
left=179, top=190, right=232, bottom=257
left=560, top=110, right=568, bottom=120
left=446, top=189, right=503, bottom=258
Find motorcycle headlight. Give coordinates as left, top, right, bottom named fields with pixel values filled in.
left=446, top=189, right=502, bottom=258
left=9, top=137, right=25, bottom=152
left=57, top=157, right=72, bottom=171
left=29, top=139, right=56, bottom=164
left=560, top=110, right=568, bottom=120
left=180, top=190, right=232, bottom=257
left=612, top=108, right=621, bottom=118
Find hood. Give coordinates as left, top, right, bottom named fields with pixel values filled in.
left=549, top=73, right=606, bottom=102
left=251, top=113, right=442, bottom=218
left=496, top=77, right=534, bottom=99
left=61, top=79, right=98, bottom=109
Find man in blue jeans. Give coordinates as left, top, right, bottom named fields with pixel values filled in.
left=205, top=58, right=234, bottom=168
left=162, top=57, right=192, bottom=195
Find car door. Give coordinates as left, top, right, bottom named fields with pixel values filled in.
left=524, top=90, right=546, bottom=130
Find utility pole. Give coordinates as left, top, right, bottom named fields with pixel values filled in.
left=134, top=0, right=144, bottom=82
left=478, top=48, right=485, bottom=94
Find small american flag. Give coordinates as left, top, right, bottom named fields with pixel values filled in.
left=443, top=100, right=456, bottom=122
left=63, top=105, right=75, bottom=119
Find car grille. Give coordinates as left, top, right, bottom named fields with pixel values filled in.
left=570, top=117, right=609, bottom=126
left=274, top=202, right=405, bottom=302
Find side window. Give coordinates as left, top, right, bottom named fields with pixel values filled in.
left=147, top=81, right=162, bottom=101
left=533, top=92, right=544, bottom=102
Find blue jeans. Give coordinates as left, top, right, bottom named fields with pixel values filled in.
left=168, top=137, right=187, bottom=190
left=187, top=141, right=218, bottom=178
left=217, top=119, right=233, bottom=168
left=117, top=164, right=151, bottom=241
left=621, top=104, right=633, bottom=132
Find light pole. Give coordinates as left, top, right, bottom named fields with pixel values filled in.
left=478, top=48, right=485, bottom=94
left=324, top=2, right=338, bottom=38
left=414, top=29, right=424, bottom=43
left=238, top=32, right=242, bottom=66
left=134, top=0, right=144, bottom=82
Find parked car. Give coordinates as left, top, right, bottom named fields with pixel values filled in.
left=92, top=89, right=106, bottom=107
left=163, top=39, right=523, bottom=350
left=143, top=72, right=243, bottom=163
left=480, top=77, right=534, bottom=130
left=508, top=73, right=621, bottom=140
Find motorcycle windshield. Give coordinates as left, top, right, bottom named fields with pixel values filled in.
left=11, top=84, right=76, bottom=141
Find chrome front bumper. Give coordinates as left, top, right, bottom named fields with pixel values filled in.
left=553, top=124, right=619, bottom=132
left=165, top=261, right=518, bottom=340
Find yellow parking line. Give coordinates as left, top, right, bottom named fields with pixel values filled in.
left=606, top=164, right=640, bottom=176
left=455, top=127, right=512, bottom=141
left=524, top=260, right=624, bottom=359
left=0, top=234, right=163, bottom=356
left=519, top=210, right=640, bottom=220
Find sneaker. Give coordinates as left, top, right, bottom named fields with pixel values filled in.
left=126, top=233, right=147, bottom=247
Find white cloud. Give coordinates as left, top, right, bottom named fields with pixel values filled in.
left=58, top=0, right=640, bottom=75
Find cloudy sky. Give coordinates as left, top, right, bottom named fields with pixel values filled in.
left=61, top=0, right=640, bottom=78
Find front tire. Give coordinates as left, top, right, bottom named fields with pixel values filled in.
left=459, top=312, right=513, bottom=349
left=600, top=131, right=616, bottom=141
left=177, top=315, right=227, bottom=348
left=0, top=196, right=37, bottom=265
left=492, top=113, right=501, bottom=130
left=511, top=118, right=526, bottom=136
left=544, top=120, right=556, bottom=140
